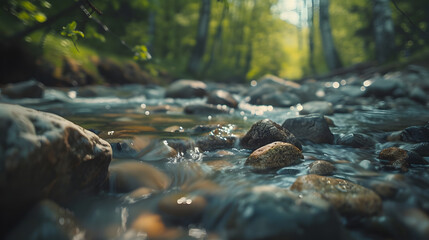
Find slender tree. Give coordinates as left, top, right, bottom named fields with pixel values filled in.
left=203, top=2, right=228, bottom=74
left=319, top=0, right=342, bottom=70
left=308, top=0, right=316, bottom=74
left=373, top=0, right=395, bottom=63
left=187, top=0, right=212, bottom=76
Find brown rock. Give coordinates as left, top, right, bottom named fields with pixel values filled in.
left=378, top=147, right=428, bottom=172
left=291, top=175, right=382, bottom=216
left=240, top=119, right=302, bottom=150
left=308, top=161, right=336, bottom=175
left=245, top=142, right=303, bottom=170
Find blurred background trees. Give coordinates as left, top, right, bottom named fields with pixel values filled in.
left=0, top=0, right=428, bottom=84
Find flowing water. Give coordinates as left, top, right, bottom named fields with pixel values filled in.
left=7, top=86, right=429, bottom=239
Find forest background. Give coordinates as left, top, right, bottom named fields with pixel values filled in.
left=1, top=0, right=428, bottom=85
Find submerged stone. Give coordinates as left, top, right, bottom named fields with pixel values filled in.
left=245, top=142, right=303, bottom=170
left=158, top=193, right=207, bottom=218
left=240, top=119, right=302, bottom=150
left=308, top=160, right=336, bottom=175
left=108, top=161, right=170, bottom=193
left=336, top=133, right=376, bottom=148
left=291, top=174, right=382, bottom=216
left=203, top=185, right=347, bottom=240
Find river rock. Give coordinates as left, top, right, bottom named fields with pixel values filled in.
left=308, top=161, right=336, bottom=175
left=184, top=104, right=230, bottom=115
left=203, top=185, right=347, bottom=239
left=165, top=79, right=207, bottom=98
left=2, top=80, right=45, bottom=99
left=240, top=119, right=302, bottom=150
left=409, top=87, right=427, bottom=104
left=246, top=84, right=279, bottom=105
left=260, top=92, right=301, bottom=107
left=402, top=142, right=429, bottom=157
left=400, top=124, right=429, bottom=143
left=108, top=161, right=171, bottom=193
left=207, top=90, right=238, bottom=108
left=336, top=133, right=376, bottom=148
left=300, top=101, right=334, bottom=115
left=291, top=175, right=382, bottom=216
left=196, top=135, right=237, bottom=152
left=282, top=114, right=334, bottom=144
left=258, top=74, right=301, bottom=89
left=364, top=78, right=402, bottom=98
left=6, top=200, right=85, bottom=240
left=0, top=103, right=111, bottom=231
left=378, top=147, right=427, bottom=172
left=245, top=142, right=303, bottom=170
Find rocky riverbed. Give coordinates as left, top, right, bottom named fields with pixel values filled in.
left=1, top=66, right=429, bottom=239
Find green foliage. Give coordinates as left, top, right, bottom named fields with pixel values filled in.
left=10, top=0, right=49, bottom=24
left=133, top=45, right=151, bottom=61
left=60, top=21, right=84, bottom=50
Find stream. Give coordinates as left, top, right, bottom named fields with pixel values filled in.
left=3, top=77, right=429, bottom=239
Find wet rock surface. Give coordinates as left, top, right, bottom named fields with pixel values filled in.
left=0, top=103, right=111, bottom=232
left=291, top=175, right=382, bottom=216
left=282, top=114, right=334, bottom=144
left=245, top=142, right=303, bottom=170
left=308, top=160, right=336, bottom=175
left=240, top=119, right=302, bottom=150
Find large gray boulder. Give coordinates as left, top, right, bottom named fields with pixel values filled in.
left=282, top=114, right=334, bottom=144
left=0, top=104, right=112, bottom=231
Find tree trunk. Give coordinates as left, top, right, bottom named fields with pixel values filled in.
left=147, top=0, right=157, bottom=53
left=373, top=0, right=395, bottom=64
left=308, top=0, right=316, bottom=74
left=187, top=0, right=212, bottom=76
left=203, top=4, right=227, bottom=75
left=319, top=0, right=342, bottom=71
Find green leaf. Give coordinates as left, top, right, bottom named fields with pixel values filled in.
left=41, top=1, right=52, bottom=8
left=20, top=1, right=37, bottom=12
left=33, top=12, right=47, bottom=23
left=73, top=30, right=85, bottom=38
